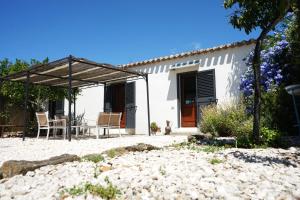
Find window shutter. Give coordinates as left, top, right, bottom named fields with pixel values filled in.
left=125, top=82, right=136, bottom=129
left=196, top=70, right=216, bottom=125
left=196, top=70, right=215, bottom=100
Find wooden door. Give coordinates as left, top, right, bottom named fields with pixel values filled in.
left=181, top=73, right=197, bottom=127
left=111, top=83, right=126, bottom=128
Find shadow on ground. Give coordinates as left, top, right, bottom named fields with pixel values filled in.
left=229, top=150, right=299, bottom=167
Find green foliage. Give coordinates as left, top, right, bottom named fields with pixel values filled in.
left=107, top=149, right=117, bottom=158
left=150, top=122, right=158, bottom=131
left=200, top=103, right=250, bottom=137
left=169, top=142, right=226, bottom=153
left=260, top=127, right=281, bottom=146
left=260, top=86, right=296, bottom=134
left=224, top=0, right=293, bottom=144
left=224, top=0, right=291, bottom=35
left=82, top=154, right=105, bottom=163
left=209, top=158, right=223, bottom=165
left=201, top=145, right=225, bottom=153
left=62, top=177, right=120, bottom=200
left=159, top=166, right=166, bottom=176
left=0, top=58, right=80, bottom=130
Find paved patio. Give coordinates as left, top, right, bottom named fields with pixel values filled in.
left=0, top=135, right=187, bottom=166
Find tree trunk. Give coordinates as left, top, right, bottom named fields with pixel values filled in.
left=290, top=0, right=300, bottom=83
left=250, top=1, right=291, bottom=144
left=252, top=39, right=263, bottom=143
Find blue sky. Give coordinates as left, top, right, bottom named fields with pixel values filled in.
left=0, top=0, right=259, bottom=65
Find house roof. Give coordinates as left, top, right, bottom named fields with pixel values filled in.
left=121, top=39, right=256, bottom=68
left=1, top=56, right=145, bottom=88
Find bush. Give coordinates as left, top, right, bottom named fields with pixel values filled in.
left=260, top=127, right=281, bottom=146
left=200, top=103, right=249, bottom=137
left=61, top=177, right=120, bottom=200
left=200, top=103, right=285, bottom=148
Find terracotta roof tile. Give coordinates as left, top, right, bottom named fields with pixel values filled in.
left=121, top=39, right=255, bottom=68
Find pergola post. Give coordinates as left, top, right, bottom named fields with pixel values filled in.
left=68, top=56, right=73, bottom=141
left=103, top=83, right=106, bottom=136
left=145, top=74, right=151, bottom=136
left=23, top=72, right=30, bottom=141
left=73, top=89, right=76, bottom=126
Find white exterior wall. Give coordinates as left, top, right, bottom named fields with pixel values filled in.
left=74, top=44, right=253, bottom=134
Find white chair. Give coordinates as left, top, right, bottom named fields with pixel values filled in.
left=96, top=112, right=122, bottom=138
left=108, top=112, right=122, bottom=137
left=36, top=112, right=67, bottom=140
left=96, top=112, right=110, bottom=139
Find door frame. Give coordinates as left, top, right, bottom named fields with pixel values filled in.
left=177, top=71, right=197, bottom=128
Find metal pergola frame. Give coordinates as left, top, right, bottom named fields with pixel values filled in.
left=0, top=55, right=151, bottom=141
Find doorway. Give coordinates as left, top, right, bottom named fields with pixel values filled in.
left=180, top=72, right=197, bottom=127
left=111, top=83, right=126, bottom=128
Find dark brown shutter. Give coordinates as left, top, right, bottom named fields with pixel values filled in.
left=104, top=85, right=112, bottom=112
left=196, top=69, right=217, bottom=125
left=125, top=82, right=136, bottom=129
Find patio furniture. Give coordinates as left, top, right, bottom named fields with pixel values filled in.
left=36, top=112, right=67, bottom=139
left=109, top=112, right=123, bottom=137
left=54, top=115, right=68, bottom=138
left=55, top=115, right=88, bottom=138
left=96, top=112, right=122, bottom=139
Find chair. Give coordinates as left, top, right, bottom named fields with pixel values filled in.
left=36, top=112, right=67, bottom=140
left=54, top=115, right=68, bottom=138
left=96, top=112, right=122, bottom=139
left=96, top=112, right=110, bottom=139
left=109, top=112, right=122, bottom=137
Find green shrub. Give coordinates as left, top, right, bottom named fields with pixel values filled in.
left=209, top=158, right=223, bottom=165
left=260, top=127, right=281, bottom=146
left=62, top=177, right=120, bottom=200
left=107, top=149, right=117, bottom=158
left=200, top=103, right=249, bottom=137
left=82, top=154, right=105, bottom=163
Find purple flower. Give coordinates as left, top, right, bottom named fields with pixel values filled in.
left=240, top=36, right=291, bottom=97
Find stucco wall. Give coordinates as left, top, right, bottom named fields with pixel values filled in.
left=73, top=44, right=253, bottom=134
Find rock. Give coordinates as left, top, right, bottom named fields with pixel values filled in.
left=99, top=165, right=112, bottom=172
left=0, top=154, right=80, bottom=178
left=188, top=134, right=212, bottom=143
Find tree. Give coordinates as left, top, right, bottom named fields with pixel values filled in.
left=224, top=0, right=296, bottom=143
left=0, top=58, right=78, bottom=129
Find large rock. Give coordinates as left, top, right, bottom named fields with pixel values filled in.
left=0, top=154, right=80, bottom=179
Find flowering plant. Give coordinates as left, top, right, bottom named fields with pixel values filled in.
left=240, top=36, right=291, bottom=97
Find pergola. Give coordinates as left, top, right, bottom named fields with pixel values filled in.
left=0, top=55, right=151, bottom=141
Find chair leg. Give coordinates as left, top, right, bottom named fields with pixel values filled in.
left=76, top=127, right=79, bottom=138
left=63, top=128, right=66, bottom=140
left=97, top=127, right=99, bottom=139
left=46, top=128, right=50, bottom=140
left=53, top=128, right=57, bottom=138
left=37, top=127, right=40, bottom=139
left=119, top=127, right=121, bottom=137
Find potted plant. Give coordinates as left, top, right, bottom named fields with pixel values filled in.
left=150, top=122, right=159, bottom=135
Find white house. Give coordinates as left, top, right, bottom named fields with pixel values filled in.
left=66, top=39, right=255, bottom=135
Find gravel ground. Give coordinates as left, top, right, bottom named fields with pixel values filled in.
left=1, top=145, right=299, bottom=200
left=0, top=135, right=187, bottom=166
